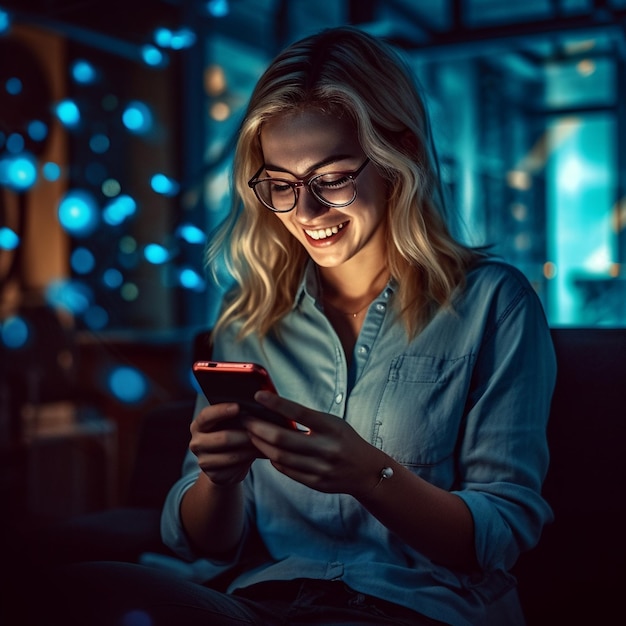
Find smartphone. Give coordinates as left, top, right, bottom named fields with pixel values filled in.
left=192, top=361, right=299, bottom=430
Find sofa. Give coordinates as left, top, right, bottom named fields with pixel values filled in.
left=10, top=328, right=626, bottom=625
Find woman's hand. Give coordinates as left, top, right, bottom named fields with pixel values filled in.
left=189, top=402, right=259, bottom=486
left=243, top=391, right=386, bottom=498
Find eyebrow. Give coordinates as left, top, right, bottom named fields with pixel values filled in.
left=262, top=154, right=357, bottom=178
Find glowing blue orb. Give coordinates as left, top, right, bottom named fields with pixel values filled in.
left=103, top=194, right=137, bottom=225
left=151, top=173, right=179, bottom=196
left=141, top=44, right=165, bottom=67
left=0, top=9, right=10, bottom=33
left=46, top=279, right=92, bottom=314
left=55, top=99, right=81, bottom=127
left=6, top=133, right=25, bottom=153
left=178, top=223, right=206, bottom=244
left=144, top=243, right=169, bottom=264
left=179, top=267, right=205, bottom=291
left=5, top=77, right=22, bottom=95
left=0, top=153, right=38, bottom=191
left=206, top=0, right=229, bottom=18
left=103, top=268, right=123, bottom=288
left=83, top=305, right=108, bottom=330
left=89, top=133, right=110, bottom=154
left=154, top=27, right=172, bottom=48
left=72, top=60, right=97, bottom=84
left=0, top=227, right=19, bottom=250
left=27, top=120, right=48, bottom=142
left=108, top=366, right=148, bottom=404
left=43, top=161, right=61, bottom=181
left=169, top=28, right=196, bottom=50
left=122, top=101, right=153, bottom=134
left=71, top=247, right=96, bottom=274
left=1, top=316, right=29, bottom=349
left=58, top=190, right=99, bottom=237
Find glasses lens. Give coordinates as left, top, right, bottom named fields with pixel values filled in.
left=311, top=173, right=357, bottom=206
left=254, top=180, right=296, bottom=212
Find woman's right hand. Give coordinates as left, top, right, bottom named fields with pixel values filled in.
left=189, top=402, right=258, bottom=486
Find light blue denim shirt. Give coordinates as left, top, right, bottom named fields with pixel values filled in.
left=162, top=260, right=556, bottom=626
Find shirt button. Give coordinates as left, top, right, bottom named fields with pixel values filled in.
left=358, top=345, right=369, bottom=355
left=375, top=303, right=386, bottom=312
left=335, top=393, right=344, bottom=404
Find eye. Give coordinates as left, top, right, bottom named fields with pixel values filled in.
left=315, top=173, right=351, bottom=189
left=270, top=181, right=293, bottom=194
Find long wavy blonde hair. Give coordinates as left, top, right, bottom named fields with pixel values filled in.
left=207, top=26, right=484, bottom=340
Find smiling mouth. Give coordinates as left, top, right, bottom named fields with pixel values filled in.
left=304, top=221, right=348, bottom=241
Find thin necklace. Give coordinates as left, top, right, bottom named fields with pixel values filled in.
left=323, top=298, right=374, bottom=318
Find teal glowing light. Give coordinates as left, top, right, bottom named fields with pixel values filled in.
left=103, top=268, right=123, bottom=288
left=141, top=44, right=165, bottom=67
left=0, top=227, right=20, bottom=250
left=57, top=190, right=99, bottom=237
left=83, top=305, right=108, bottom=330
left=151, top=173, right=179, bottom=196
left=43, top=161, right=61, bottom=181
left=1, top=316, right=29, bottom=349
left=143, top=243, right=169, bottom=264
left=71, top=247, right=96, bottom=274
left=103, top=194, right=137, bottom=225
left=108, top=366, right=148, bottom=404
left=178, top=223, right=206, bottom=244
left=0, top=9, right=10, bottom=33
left=122, top=101, right=153, bottom=134
left=27, top=120, right=48, bottom=142
left=89, top=133, right=110, bottom=154
left=206, top=0, right=229, bottom=18
left=72, top=60, right=97, bottom=84
left=55, top=99, right=81, bottom=127
left=179, top=267, right=205, bottom=291
left=5, top=77, right=22, bottom=95
left=0, top=153, right=37, bottom=191
left=46, top=279, right=92, bottom=314
left=6, top=133, right=24, bottom=153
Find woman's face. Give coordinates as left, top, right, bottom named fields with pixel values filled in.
left=258, top=108, right=388, bottom=269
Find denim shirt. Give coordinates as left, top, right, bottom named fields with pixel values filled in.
left=161, top=260, right=556, bottom=626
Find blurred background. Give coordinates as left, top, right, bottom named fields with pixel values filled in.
left=1, top=0, right=625, bottom=525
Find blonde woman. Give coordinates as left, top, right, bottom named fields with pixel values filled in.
left=58, top=26, right=556, bottom=626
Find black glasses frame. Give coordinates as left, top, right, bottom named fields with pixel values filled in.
left=247, top=157, right=370, bottom=213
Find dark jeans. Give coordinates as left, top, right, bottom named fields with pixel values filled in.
left=36, top=561, right=447, bottom=626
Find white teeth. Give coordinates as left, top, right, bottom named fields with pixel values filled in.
left=305, top=222, right=345, bottom=240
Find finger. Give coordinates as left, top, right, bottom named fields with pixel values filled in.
left=194, top=403, right=241, bottom=433
left=253, top=391, right=324, bottom=432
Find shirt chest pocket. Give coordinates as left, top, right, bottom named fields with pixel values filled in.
left=373, top=354, right=471, bottom=485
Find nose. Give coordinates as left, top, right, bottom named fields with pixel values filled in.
left=294, top=185, right=328, bottom=221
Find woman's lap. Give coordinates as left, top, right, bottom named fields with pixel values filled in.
left=37, top=561, right=444, bottom=626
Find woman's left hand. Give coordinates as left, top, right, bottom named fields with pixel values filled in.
left=242, top=390, right=387, bottom=498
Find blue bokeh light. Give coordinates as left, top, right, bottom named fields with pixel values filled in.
left=0, top=153, right=38, bottom=191
left=122, top=101, right=153, bottom=134
left=0, top=227, right=19, bottom=250
left=89, top=133, right=110, bottom=154
left=72, top=59, right=97, bottom=84
left=46, top=279, right=92, bottom=314
left=151, top=173, right=179, bottom=196
left=141, top=44, right=166, bottom=67
left=54, top=99, right=81, bottom=127
left=103, top=194, right=137, bottom=226
left=179, top=267, right=205, bottom=291
left=6, top=133, right=25, bottom=153
left=1, top=316, right=29, bottom=349
left=0, top=9, right=10, bottom=33
left=206, top=0, right=229, bottom=18
left=108, top=366, right=148, bottom=404
left=178, top=223, right=206, bottom=244
left=102, top=268, right=124, bottom=289
left=27, top=120, right=48, bottom=142
left=144, top=243, right=169, bottom=264
left=83, top=305, right=109, bottom=330
left=42, top=161, right=62, bottom=181
left=5, top=76, right=22, bottom=95
left=71, top=247, right=96, bottom=274
left=57, top=190, right=99, bottom=237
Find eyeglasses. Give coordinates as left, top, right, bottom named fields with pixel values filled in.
left=247, top=157, right=370, bottom=213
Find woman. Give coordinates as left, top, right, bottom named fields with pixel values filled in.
left=56, top=26, right=556, bottom=626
